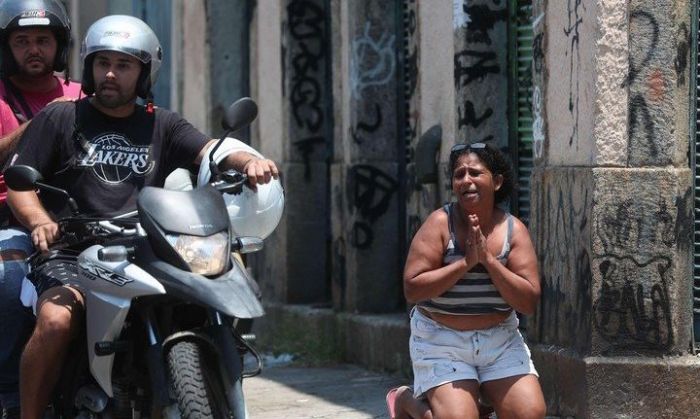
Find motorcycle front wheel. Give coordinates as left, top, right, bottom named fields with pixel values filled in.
left=167, top=340, right=232, bottom=418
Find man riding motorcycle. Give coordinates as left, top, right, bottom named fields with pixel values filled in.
left=5, top=15, right=278, bottom=418
left=0, top=1, right=81, bottom=416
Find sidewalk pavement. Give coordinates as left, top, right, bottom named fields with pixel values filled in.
left=244, top=358, right=404, bottom=419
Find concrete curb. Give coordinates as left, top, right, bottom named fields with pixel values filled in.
left=252, top=303, right=412, bottom=377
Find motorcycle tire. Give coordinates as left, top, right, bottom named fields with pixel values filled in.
left=167, top=340, right=231, bottom=418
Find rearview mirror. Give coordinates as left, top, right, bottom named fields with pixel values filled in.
left=222, top=97, right=258, bottom=133
left=4, top=165, right=43, bottom=191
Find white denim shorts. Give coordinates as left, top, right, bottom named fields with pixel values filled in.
left=409, top=308, right=538, bottom=397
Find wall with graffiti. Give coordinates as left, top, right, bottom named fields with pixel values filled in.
left=544, top=0, right=597, bottom=165
left=327, top=0, right=404, bottom=312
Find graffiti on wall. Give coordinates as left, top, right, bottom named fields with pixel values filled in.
left=591, top=197, right=676, bottom=351
left=287, top=0, right=326, bottom=178
left=462, top=1, right=507, bottom=45
left=350, top=22, right=396, bottom=98
left=532, top=12, right=545, bottom=159
left=625, top=3, right=688, bottom=165
left=405, top=0, right=419, bottom=164
left=351, top=103, right=383, bottom=145
left=533, top=176, right=592, bottom=349
left=625, top=10, right=659, bottom=163
left=563, top=0, right=584, bottom=147
left=453, top=0, right=505, bottom=147
left=348, top=165, right=398, bottom=249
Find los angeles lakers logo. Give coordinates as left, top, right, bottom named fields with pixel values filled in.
left=77, top=133, right=154, bottom=184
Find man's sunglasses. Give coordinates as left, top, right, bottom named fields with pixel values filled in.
left=450, top=142, right=487, bottom=154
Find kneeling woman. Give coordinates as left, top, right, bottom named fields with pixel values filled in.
left=403, top=142, right=545, bottom=419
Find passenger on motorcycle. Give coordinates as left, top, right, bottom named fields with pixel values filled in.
left=4, top=15, right=278, bottom=418
left=0, top=1, right=81, bottom=416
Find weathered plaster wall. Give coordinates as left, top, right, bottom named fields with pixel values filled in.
left=590, top=168, right=693, bottom=355
left=180, top=0, right=209, bottom=132
left=249, top=0, right=288, bottom=302
left=545, top=0, right=597, bottom=165
left=453, top=0, right=508, bottom=149
left=278, top=0, right=331, bottom=303
left=331, top=0, right=403, bottom=312
left=530, top=0, right=696, bottom=416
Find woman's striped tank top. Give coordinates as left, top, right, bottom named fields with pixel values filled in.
left=418, top=203, right=514, bottom=315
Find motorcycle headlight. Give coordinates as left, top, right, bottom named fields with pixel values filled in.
left=165, top=232, right=228, bottom=276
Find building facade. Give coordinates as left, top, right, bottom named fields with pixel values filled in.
left=70, top=0, right=699, bottom=417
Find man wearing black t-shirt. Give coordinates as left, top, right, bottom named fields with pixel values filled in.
left=6, top=15, right=278, bottom=418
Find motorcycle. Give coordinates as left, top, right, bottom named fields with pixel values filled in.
left=5, top=98, right=274, bottom=418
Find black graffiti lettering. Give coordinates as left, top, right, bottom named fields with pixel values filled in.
left=351, top=222, right=373, bottom=249
left=351, top=103, right=383, bottom=144
left=287, top=0, right=326, bottom=174
left=454, top=50, right=499, bottom=87
left=625, top=10, right=658, bottom=87
left=462, top=4, right=507, bottom=45
left=673, top=23, right=689, bottom=87
left=290, top=77, right=323, bottom=132
left=563, top=0, right=585, bottom=147
left=533, top=32, right=544, bottom=74
left=458, top=101, right=493, bottom=129
left=532, top=176, right=592, bottom=349
left=287, top=0, right=323, bottom=39
left=627, top=93, right=659, bottom=161
left=593, top=255, right=673, bottom=350
left=350, top=165, right=398, bottom=224
left=293, top=136, right=325, bottom=179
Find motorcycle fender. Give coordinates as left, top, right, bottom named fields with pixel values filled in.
left=78, top=245, right=166, bottom=397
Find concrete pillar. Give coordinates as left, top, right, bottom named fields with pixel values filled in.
left=453, top=0, right=508, bottom=149
left=253, top=0, right=332, bottom=304
left=404, top=1, right=456, bottom=242
left=178, top=0, right=210, bottom=132
left=331, top=0, right=402, bottom=312
left=206, top=0, right=250, bottom=139
left=248, top=0, right=286, bottom=302
left=528, top=0, right=699, bottom=417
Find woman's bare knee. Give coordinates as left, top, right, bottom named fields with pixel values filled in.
left=482, top=375, right=545, bottom=419
left=427, top=381, right=480, bottom=419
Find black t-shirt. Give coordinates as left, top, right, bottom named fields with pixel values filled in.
left=13, top=98, right=208, bottom=218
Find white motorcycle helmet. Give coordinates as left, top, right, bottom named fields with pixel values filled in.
left=198, top=138, right=284, bottom=239
left=80, top=15, right=162, bottom=99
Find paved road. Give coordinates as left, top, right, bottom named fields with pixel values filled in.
left=244, top=361, right=404, bottom=419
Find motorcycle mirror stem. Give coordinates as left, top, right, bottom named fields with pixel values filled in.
left=206, top=97, right=259, bottom=182
left=4, top=165, right=80, bottom=215
left=35, top=182, right=80, bottom=215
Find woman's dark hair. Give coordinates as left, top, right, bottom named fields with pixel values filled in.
left=449, top=142, right=515, bottom=205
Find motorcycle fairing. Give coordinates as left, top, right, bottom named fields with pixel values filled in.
left=134, top=242, right=264, bottom=319
left=77, top=245, right=166, bottom=397
left=138, top=185, right=229, bottom=235
left=137, top=185, right=231, bottom=272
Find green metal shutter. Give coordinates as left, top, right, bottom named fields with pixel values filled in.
left=692, top=0, right=700, bottom=341
left=508, top=0, right=534, bottom=225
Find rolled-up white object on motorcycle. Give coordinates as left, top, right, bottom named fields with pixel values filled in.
left=197, top=137, right=284, bottom=239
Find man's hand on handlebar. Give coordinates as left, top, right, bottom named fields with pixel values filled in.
left=31, top=221, right=60, bottom=252
left=242, top=157, right=279, bottom=189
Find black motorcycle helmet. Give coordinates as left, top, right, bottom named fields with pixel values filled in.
left=0, top=0, right=71, bottom=77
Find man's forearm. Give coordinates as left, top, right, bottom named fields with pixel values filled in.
left=7, top=189, right=54, bottom=230
left=220, top=150, right=258, bottom=172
